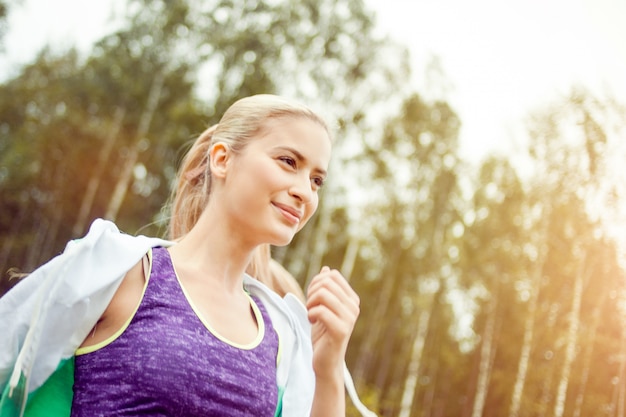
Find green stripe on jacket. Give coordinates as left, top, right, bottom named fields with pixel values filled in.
left=0, top=358, right=74, bottom=417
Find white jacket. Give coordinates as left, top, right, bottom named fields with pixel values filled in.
left=0, top=219, right=375, bottom=417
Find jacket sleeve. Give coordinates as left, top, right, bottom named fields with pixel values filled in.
left=243, top=277, right=315, bottom=417
left=244, top=277, right=378, bottom=417
left=0, top=219, right=170, bottom=415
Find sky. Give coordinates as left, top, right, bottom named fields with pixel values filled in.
left=367, top=0, right=626, bottom=163
left=3, top=0, right=626, bottom=165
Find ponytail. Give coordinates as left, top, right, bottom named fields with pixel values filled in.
left=168, top=125, right=217, bottom=240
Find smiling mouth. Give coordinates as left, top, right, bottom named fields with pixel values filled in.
left=272, top=203, right=301, bottom=225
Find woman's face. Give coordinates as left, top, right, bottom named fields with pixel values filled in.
left=220, top=116, right=331, bottom=247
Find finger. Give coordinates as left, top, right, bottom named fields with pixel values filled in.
left=308, top=302, right=357, bottom=342
left=307, top=289, right=359, bottom=328
left=307, top=267, right=351, bottom=297
left=308, top=277, right=360, bottom=313
left=307, top=282, right=360, bottom=326
left=307, top=270, right=360, bottom=310
left=306, top=266, right=333, bottom=295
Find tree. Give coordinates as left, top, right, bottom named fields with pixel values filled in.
left=0, top=0, right=9, bottom=45
left=454, top=157, right=530, bottom=417
left=309, top=93, right=465, bottom=415
left=0, top=0, right=409, bottom=297
left=521, top=87, right=626, bottom=416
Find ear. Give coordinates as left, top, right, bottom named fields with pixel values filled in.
left=209, top=142, right=230, bottom=179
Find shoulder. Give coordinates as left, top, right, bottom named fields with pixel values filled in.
left=0, top=220, right=172, bottom=394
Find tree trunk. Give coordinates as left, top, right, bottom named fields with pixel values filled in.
left=0, top=203, right=26, bottom=274
left=374, top=313, right=400, bottom=399
left=509, top=234, right=548, bottom=417
left=42, top=199, right=63, bottom=263
left=508, top=272, right=540, bottom=417
left=24, top=215, right=49, bottom=271
left=471, top=291, right=498, bottom=417
left=620, top=382, right=626, bottom=417
left=612, top=330, right=626, bottom=417
left=73, top=107, right=125, bottom=235
left=538, top=302, right=561, bottom=416
left=352, top=247, right=402, bottom=384
left=340, top=233, right=360, bottom=282
left=304, top=200, right=333, bottom=288
left=398, top=306, right=431, bottom=417
left=572, top=283, right=606, bottom=417
left=422, top=352, right=439, bottom=417
left=553, top=252, right=587, bottom=417
left=105, top=72, right=164, bottom=221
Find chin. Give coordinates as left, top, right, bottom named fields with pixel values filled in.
left=271, top=237, right=295, bottom=247
left=268, top=231, right=297, bottom=247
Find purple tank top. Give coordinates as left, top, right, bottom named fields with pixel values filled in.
left=72, top=247, right=279, bottom=416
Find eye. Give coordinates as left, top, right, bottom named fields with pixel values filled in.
left=311, top=176, right=325, bottom=190
left=279, top=156, right=297, bottom=169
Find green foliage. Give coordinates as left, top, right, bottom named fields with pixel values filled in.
left=0, top=0, right=8, bottom=44
left=1, top=2, right=626, bottom=416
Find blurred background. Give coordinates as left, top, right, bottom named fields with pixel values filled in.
left=1, top=0, right=625, bottom=416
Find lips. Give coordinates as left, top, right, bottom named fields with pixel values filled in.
left=272, top=202, right=302, bottom=224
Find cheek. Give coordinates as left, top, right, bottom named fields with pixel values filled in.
left=231, top=156, right=273, bottom=193
left=297, top=196, right=319, bottom=231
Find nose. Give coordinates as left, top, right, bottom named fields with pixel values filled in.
left=289, top=173, right=313, bottom=204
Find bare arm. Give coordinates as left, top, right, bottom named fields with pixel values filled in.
left=79, top=256, right=147, bottom=349
left=306, top=266, right=360, bottom=417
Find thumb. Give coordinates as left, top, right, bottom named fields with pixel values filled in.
left=320, top=265, right=331, bottom=273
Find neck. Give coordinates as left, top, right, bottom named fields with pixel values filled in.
left=168, top=210, right=256, bottom=294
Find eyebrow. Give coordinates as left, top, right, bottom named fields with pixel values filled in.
left=277, top=146, right=328, bottom=177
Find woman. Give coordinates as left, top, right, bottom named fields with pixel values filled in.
left=0, top=95, right=366, bottom=416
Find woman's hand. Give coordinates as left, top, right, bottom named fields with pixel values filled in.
left=306, top=266, right=360, bottom=416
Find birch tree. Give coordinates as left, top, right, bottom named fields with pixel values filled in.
left=0, top=0, right=409, bottom=295
left=456, top=157, right=530, bottom=416
left=508, top=203, right=548, bottom=417
left=520, top=87, right=626, bottom=415
left=340, top=93, right=463, bottom=414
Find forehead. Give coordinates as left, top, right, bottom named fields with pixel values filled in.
left=258, top=115, right=330, bottom=139
left=254, top=117, right=331, bottom=163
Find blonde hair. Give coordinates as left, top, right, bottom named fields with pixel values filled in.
left=168, top=94, right=328, bottom=301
